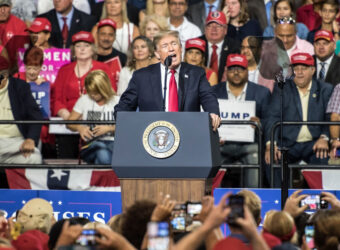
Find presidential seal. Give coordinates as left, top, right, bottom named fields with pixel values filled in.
left=143, top=121, right=180, bottom=158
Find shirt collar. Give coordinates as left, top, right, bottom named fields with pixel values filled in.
left=226, top=81, right=248, bottom=95
left=204, top=0, right=219, bottom=10
left=316, top=53, right=334, bottom=65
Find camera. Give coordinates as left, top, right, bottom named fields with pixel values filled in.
left=75, top=229, right=100, bottom=246
left=226, top=195, right=244, bottom=227
left=170, top=203, right=186, bottom=232
left=299, top=194, right=328, bottom=210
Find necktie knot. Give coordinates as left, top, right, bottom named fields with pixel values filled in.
left=212, top=44, right=217, bottom=50
left=170, top=69, right=176, bottom=75
left=62, top=17, right=67, bottom=22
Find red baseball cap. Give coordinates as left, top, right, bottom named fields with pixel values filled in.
left=205, top=11, right=227, bottom=26
left=226, top=54, right=248, bottom=68
left=26, top=18, right=52, bottom=33
left=72, top=31, right=95, bottom=44
left=11, top=230, right=49, bottom=250
left=290, top=52, right=314, bottom=66
left=185, top=38, right=206, bottom=53
left=314, top=30, right=334, bottom=42
left=98, top=18, right=117, bottom=30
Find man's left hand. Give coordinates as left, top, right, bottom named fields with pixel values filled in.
left=313, top=137, right=329, bottom=159
left=19, top=139, right=35, bottom=158
left=210, top=113, right=221, bottom=132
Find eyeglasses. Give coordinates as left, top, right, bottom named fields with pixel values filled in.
left=277, top=17, right=296, bottom=24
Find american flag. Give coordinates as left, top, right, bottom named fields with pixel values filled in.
left=302, top=170, right=340, bottom=189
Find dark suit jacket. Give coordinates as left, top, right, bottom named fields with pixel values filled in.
left=265, top=78, right=333, bottom=147
left=114, top=62, right=220, bottom=116
left=38, top=7, right=97, bottom=48
left=212, top=81, right=271, bottom=120
left=8, top=77, right=43, bottom=146
left=199, top=35, right=241, bottom=82
left=313, top=54, right=340, bottom=87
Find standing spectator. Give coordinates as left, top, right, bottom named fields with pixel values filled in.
left=168, top=0, right=202, bottom=49
left=307, top=0, right=340, bottom=43
left=26, top=17, right=52, bottom=50
left=117, top=36, right=154, bottom=96
left=297, top=0, right=326, bottom=31
left=263, top=0, right=309, bottom=40
left=246, top=0, right=268, bottom=32
left=274, top=17, right=314, bottom=59
left=0, top=55, right=42, bottom=164
left=199, top=11, right=240, bottom=82
left=91, top=0, right=140, bottom=54
left=0, top=0, right=29, bottom=73
left=139, top=0, right=169, bottom=23
left=184, top=38, right=218, bottom=86
left=38, top=0, right=97, bottom=48
left=313, top=30, right=340, bottom=86
left=67, top=70, right=118, bottom=164
left=139, top=14, right=169, bottom=41
left=221, top=0, right=263, bottom=43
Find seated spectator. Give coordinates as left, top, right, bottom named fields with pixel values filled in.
left=117, top=36, right=155, bottom=96
left=26, top=17, right=52, bottom=50
left=38, top=0, right=97, bottom=48
left=139, top=14, right=169, bottom=41
left=184, top=38, right=218, bottom=86
left=0, top=55, right=42, bottom=164
left=67, top=70, right=118, bottom=165
left=139, top=0, right=169, bottom=23
left=221, top=0, right=262, bottom=43
left=263, top=0, right=309, bottom=40
left=92, top=0, right=140, bottom=54
left=274, top=17, right=314, bottom=59
left=326, top=83, right=340, bottom=158
left=307, top=0, right=340, bottom=44
left=265, top=53, right=333, bottom=187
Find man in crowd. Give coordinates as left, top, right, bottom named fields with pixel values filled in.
left=265, top=52, right=333, bottom=185
left=313, top=30, right=340, bottom=86
left=168, top=0, right=202, bottom=49
left=297, top=0, right=329, bottom=31
left=38, top=0, right=96, bottom=48
left=213, top=54, right=271, bottom=187
left=0, top=56, right=42, bottom=164
left=274, top=17, right=314, bottom=59
left=115, top=30, right=220, bottom=131
left=199, top=11, right=240, bottom=82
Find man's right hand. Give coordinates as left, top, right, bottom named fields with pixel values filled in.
left=265, top=144, right=281, bottom=164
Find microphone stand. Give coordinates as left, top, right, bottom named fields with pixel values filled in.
left=162, top=56, right=172, bottom=111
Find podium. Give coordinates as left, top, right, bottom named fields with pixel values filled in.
left=112, top=112, right=221, bottom=210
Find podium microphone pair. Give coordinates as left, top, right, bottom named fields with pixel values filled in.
left=162, top=55, right=175, bottom=111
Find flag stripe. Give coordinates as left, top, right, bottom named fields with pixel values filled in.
left=302, top=170, right=323, bottom=189
left=5, top=169, right=31, bottom=189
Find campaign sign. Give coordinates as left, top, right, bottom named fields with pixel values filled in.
left=104, top=56, right=122, bottom=88
left=29, top=81, right=50, bottom=119
left=18, top=48, right=71, bottom=83
left=0, top=190, right=122, bottom=223
left=218, top=99, right=256, bottom=142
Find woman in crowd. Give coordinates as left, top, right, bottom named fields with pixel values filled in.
left=139, top=14, right=169, bottom=41
left=184, top=38, right=218, bottom=86
left=240, top=36, right=262, bottom=84
left=26, top=17, right=52, bottom=50
left=263, top=0, right=309, bottom=40
left=67, top=70, right=118, bottom=164
left=91, top=0, right=140, bottom=54
left=221, top=0, right=262, bottom=42
left=139, top=0, right=169, bottom=23
left=117, top=36, right=155, bottom=96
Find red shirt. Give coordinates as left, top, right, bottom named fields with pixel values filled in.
left=0, top=15, right=29, bottom=68
left=53, top=60, right=115, bottom=115
left=296, top=4, right=321, bottom=31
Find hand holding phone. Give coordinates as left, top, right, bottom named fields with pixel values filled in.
left=299, top=195, right=328, bottom=211
left=226, top=195, right=244, bottom=227
left=76, top=229, right=100, bottom=246
left=170, top=204, right=186, bottom=232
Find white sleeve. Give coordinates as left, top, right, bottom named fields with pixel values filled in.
left=72, top=95, right=87, bottom=114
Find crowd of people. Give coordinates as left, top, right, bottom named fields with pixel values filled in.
left=0, top=189, right=340, bottom=249
left=1, top=0, right=340, bottom=185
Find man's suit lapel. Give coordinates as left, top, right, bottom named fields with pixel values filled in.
left=325, top=56, right=336, bottom=84
left=152, top=64, right=164, bottom=111
left=292, top=83, right=303, bottom=120
left=307, top=79, right=319, bottom=120
left=51, top=11, right=63, bottom=48
left=178, top=63, right=189, bottom=111
left=69, top=8, right=81, bottom=46
left=245, top=82, right=255, bottom=101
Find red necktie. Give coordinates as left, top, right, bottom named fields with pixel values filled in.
left=210, top=44, right=218, bottom=74
left=62, top=17, right=68, bottom=48
left=168, top=69, right=178, bottom=112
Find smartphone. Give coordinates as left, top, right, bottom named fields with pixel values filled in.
left=299, top=195, right=328, bottom=210
left=186, top=202, right=202, bottom=231
left=75, top=229, right=99, bottom=246
left=226, top=195, right=244, bottom=227
left=147, top=222, right=169, bottom=250
left=305, top=224, right=315, bottom=250
left=170, top=203, right=187, bottom=232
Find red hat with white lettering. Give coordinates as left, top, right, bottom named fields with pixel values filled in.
left=290, top=52, right=314, bottom=66
left=205, top=11, right=227, bottom=26
left=314, top=30, right=334, bottom=42
left=27, top=18, right=52, bottom=33
left=226, top=54, right=248, bottom=68
left=98, top=18, right=117, bottom=30
left=185, top=38, right=206, bottom=53
left=72, top=31, right=95, bottom=44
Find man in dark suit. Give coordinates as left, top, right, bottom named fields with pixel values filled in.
left=313, top=30, right=340, bottom=87
left=198, top=11, right=240, bottom=83
left=265, top=52, right=333, bottom=167
left=0, top=56, right=43, bottom=164
left=114, top=30, right=221, bottom=130
left=38, top=0, right=96, bottom=48
left=213, top=54, right=271, bottom=187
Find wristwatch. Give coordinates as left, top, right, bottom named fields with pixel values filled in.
left=320, top=134, right=329, bottom=141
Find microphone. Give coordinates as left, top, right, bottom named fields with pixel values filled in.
left=164, top=55, right=173, bottom=68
